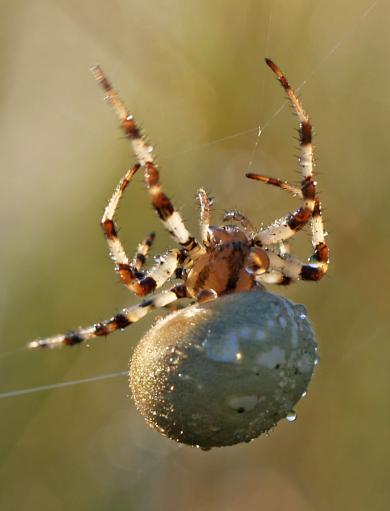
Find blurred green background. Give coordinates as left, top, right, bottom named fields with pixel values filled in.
left=0, top=0, right=389, bottom=510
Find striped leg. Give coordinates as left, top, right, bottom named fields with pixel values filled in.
left=256, top=247, right=328, bottom=286
left=131, top=231, right=156, bottom=271
left=101, top=164, right=181, bottom=295
left=92, top=66, right=201, bottom=256
left=246, top=173, right=301, bottom=197
left=279, top=241, right=291, bottom=256
left=28, top=285, right=188, bottom=349
left=305, top=199, right=329, bottom=279
left=197, top=189, right=212, bottom=244
left=246, top=173, right=329, bottom=279
left=250, top=59, right=316, bottom=245
left=256, top=270, right=292, bottom=286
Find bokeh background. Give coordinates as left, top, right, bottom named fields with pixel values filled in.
left=0, top=1, right=389, bottom=510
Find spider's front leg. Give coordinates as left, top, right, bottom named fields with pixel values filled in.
left=222, top=210, right=256, bottom=236
left=101, top=163, right=185, bottom=295
left=29, top=285, right=188, bottom=349
left=197, top=189, right=212, bottom=246
left=246, top=59, right=329, bottom=281
left=249, top=59, right=316, bottom=246
left=247, top=176, right=329, bottom=282
left=92, top=66, right=203, bottom=258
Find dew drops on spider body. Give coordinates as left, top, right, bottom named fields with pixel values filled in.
left=28, top=59, right=329, bottom=449
left=130, top=290, right=318, bottom=450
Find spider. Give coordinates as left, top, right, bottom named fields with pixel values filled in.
left=29, top=59, right=329, bottom=351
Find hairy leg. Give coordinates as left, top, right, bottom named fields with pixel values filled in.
left=29, top=284, right=188, bottom=349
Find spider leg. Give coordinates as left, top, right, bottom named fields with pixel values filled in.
left=28, top=284, right=188, bottom=349
left=279, top=241, right=291, bottom=256
left=197, top=189, right=212, bottom=244
left=256, top=246, right=328, bottom=285
left=256, top=270, right=292, bottom=286
left=101, top=164, right=183, bottom=295
left=246, top=173, right=302, bottom=198
left=251, top=59, right=317, bottom=245
left=246, top=173, right=328, bottom=272
left=131, top=231, right=156, bottom=271
left=265, top=58, right=314, bottom=181
left=307, top=198, right=329, bottom=276
left=92, top=66, right=202, bottom=256
left=223, top=210, right=256, bottom=235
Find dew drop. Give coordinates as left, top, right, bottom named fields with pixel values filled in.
left=286, top=410, right=297, bottom=422
left=314, top=356, right=320, bottom=366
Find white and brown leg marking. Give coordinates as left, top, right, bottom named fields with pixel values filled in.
left=131, top=231, right=156, bottom=271
left=92, top=66, right=201, bottom=257
left=247, top=175, right=329, bottom=281
left=247, top=59, right=328, bottom=281
left=28, top=284, right=188, bottom=349
left=248, top=59, right=316, bottom=245
left=101, top=163, right=184, bottom=295
left=197, top=189, right=212, bottom=245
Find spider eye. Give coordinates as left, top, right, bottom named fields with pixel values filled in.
left=130, top=290, right=318, bottom=449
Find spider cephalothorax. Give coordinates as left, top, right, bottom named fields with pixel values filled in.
left=29, top=60, right=328, bottom=448
left=186, top=222, right=269, bottom=299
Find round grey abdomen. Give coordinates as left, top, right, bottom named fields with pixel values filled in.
left=130, top=290, right=318, bottom=449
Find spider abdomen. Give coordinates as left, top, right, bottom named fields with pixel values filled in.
left=130, top=290, right=318, bottom=449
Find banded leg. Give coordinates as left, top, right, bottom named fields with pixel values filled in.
left=246, top=173, right=301, bottom=198
left=29, top=285, right=188, bottom=349
left=250, top=59, right=316, bottom=245
left=256, top=270, right=292, bottom=286
left=246, top=173, right=329, bottom=277
left=101, top=164, right=180, bottom=295
left=131, top=231, right=156, bottom=271
left=92, top=66, right=201, bottom=256
left=279, top=241, right=291, bottom=257
left=256, top=248, right=328, bottom=286
left=197, top=189, right=212, bottom=244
